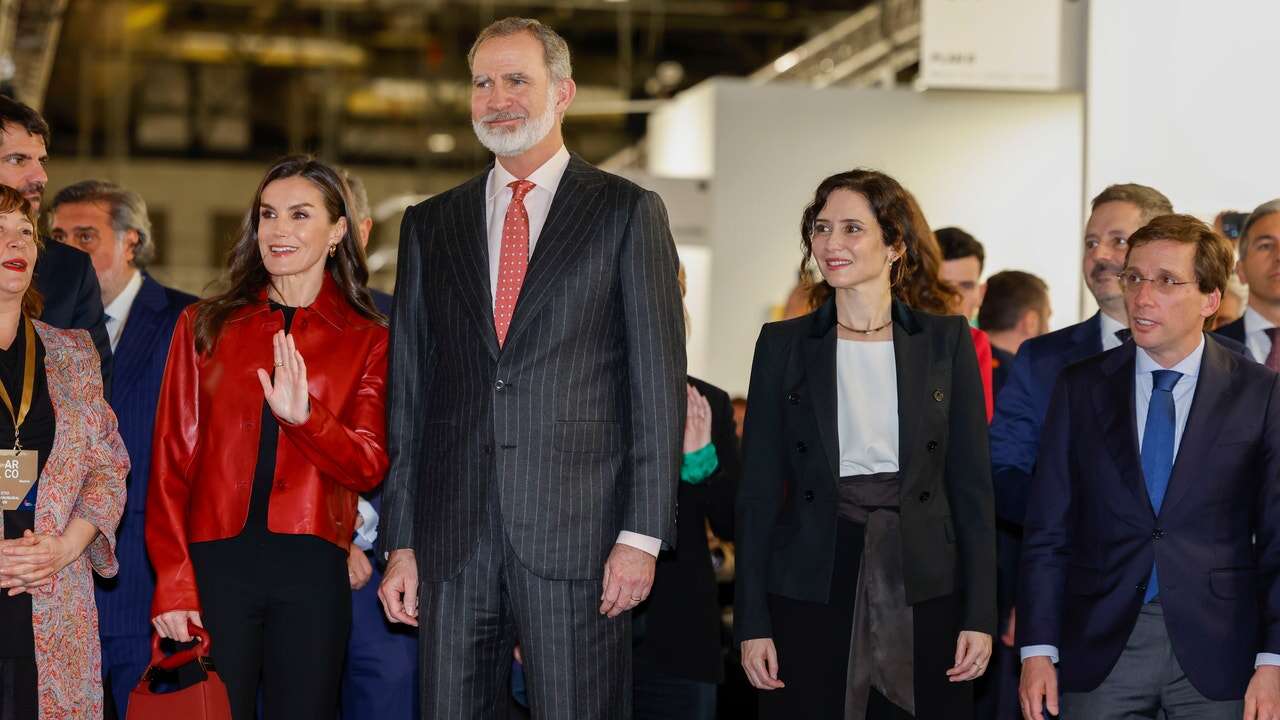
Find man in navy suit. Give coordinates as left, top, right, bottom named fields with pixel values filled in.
left=338, top=170, right=417, bottom=720
left=1018, top=214, right=1280, bottom=719
left=48, top=181, right=196, bottom=719
left=1217, top=199, right=1280, bottom=370
left=989, top=183, right=1173, bottom=526
left=0, top=97, right=111, bottom=386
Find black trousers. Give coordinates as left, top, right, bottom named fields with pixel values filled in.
left=759, top=518, right=971, bottom=720
left=190, top=531, right=350, bottom=720
left=0, top=511, right=35, bottom=720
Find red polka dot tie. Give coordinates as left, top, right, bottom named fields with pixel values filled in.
left=494, top=179, right=535, bottom=347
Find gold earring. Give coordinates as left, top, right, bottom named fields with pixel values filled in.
left=328, top=244, right=337, bottom=258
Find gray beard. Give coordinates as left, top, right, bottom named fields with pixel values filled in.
left=473, top=95, right=558, bottom=157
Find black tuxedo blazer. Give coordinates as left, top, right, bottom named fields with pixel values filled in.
left=379, top=154, right=686, bottom=582
left=735, top=298, right=996, bottom=643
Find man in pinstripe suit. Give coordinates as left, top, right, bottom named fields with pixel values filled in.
left=376, top=17, right=686, bottom=719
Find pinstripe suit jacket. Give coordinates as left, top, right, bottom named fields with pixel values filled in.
left=94, top=274, right=196, bottom=637
left=379, top=154, right=686, bottom=582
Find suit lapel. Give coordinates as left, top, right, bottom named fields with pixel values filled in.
left=111, top=275, right=167, bottom=402
left=1091, top=344, right=1150, bottom=514
left=449, top=170, right=500, bottom=360
left=1066, top=312, right=1104, bottom=364
left=1159, top=338, right=1235, bottom=516
left=802, top=300, right=839, bottom=480
left=891, top=302, right=929, bottom=499
left=503, top=156, right=608, bottom=350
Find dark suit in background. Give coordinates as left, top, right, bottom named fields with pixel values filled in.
left=633, top=376, right=739, bottom=720
left=380, top=155, right=686, bottom=717
left=1019, top=337, right=1280, bottom=704
left=93, top=273, right=194, bottom=718
left=34, top=240, right=112, bottom=390
left=735, top=299, right=995, bottom=718
left=989, top=313, right=1103, bottom=528
left=341, top=287, right=419, bottom=720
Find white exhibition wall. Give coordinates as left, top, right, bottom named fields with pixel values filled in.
left=647, top=79, right=1083, bottom=394
left=1087, top=1, right=1280, bottom=219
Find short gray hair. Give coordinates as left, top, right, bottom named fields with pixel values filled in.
left=341, top=169, right=371, bottom=226
left=1090, top=183, right=1174, bottom=225
left=1240, top=198, right=1280, bottom=258
left=468, top=17, right=573, bottom=84
left=48, top=180, right=155, bottom=268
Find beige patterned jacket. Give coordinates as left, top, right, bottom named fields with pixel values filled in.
left=0, top=321, right=129, bottom=719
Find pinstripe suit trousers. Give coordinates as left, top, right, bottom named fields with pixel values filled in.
left=419, top=492, right=631, bottom=719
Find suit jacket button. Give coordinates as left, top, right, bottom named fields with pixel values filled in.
left=927, top=440, right=939, bottom=451
left=918, top=491, right=931, bottom=503
left=1136, top=583, right=1147, bottom=592
left=933, top=389, right=944, bottom=402
left=803, top=490, right=815, bottom=502
left=787, top=392, right=800, bottom=405
left=795, top=441, right=807, bottom=453
left=495, top=379, right=506, bottom=391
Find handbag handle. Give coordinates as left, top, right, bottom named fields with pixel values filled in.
left=149, top=623, right=212, bottom=671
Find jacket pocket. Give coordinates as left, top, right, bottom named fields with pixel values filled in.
left=553, top=421, right=623, bottom=454
left=1209, top=567, right=1254, bottom=600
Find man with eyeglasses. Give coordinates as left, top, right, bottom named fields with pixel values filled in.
left=1217, top=200, right=1280, bottom=371
left=1017, top=213, right=1280, bottom=719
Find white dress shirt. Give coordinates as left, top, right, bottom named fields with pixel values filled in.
left=1100, top=311, right=1127, bottom=352
left=485, top=145, right=572, bottom=306
left=103, top=270, right=143, bottom=352
left=1242, top=305, right=1276, bottom=364
left=483, top=146, right=661, bottom=558
left=353, top=497, right=379, bottom=551
left=1022, top=334, right=1280, bottom=667
left=836, top=339, right=899, bottom=476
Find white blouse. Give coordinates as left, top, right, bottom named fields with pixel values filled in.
left=835, top=339, right=901, bottom=476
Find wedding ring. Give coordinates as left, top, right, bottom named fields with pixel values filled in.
left=275, top=361, right=285, bottom=367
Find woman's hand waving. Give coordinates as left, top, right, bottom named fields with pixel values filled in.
left=258, top=330, right=310, bottom=425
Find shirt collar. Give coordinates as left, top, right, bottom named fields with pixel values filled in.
left=104, top=269, right=143, bottom=321
left=486, top=144, right=571, bottom=201
left=1135, top=332, right=1205, bottom=379
left=1244, top=305, right=1276, bottom=334
left=1099, top=311, right=1127, bottom=340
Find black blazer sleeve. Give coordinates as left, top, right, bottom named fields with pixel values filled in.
left=734, top=325, right=787, bottom=642
left=944, top=319, right=998, bottom=635
left=378, top=203, right=428, bottom=555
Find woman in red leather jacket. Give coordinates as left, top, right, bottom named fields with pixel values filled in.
left=145, top=156, right=388, bottom=720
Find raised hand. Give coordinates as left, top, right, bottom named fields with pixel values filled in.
left=683, top=384, right=712, bottom=454
left=257, top=330, right=310, bottom=425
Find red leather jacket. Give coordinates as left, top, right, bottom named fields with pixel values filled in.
left=146, top=276, right=389, bottom=616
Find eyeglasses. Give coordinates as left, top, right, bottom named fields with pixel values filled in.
left=1115, top=271, right=1196, bottom=294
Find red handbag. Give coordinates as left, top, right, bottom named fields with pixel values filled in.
left=126, top=624, right=232, bottom=720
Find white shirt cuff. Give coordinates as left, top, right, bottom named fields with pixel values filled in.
left=1020, top=645, right=1059, bottom=664
left=615, top=531, right=662, bottom=557
left=353, top=497, right=379, bottom=551
left=1257, top=653, right=1280, bottom=668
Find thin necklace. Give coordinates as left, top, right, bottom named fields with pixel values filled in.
left=836, top=317, right=893, bottom=335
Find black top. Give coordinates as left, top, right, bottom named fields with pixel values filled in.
left=244, top=304, right=295, bottom=535
left=0, top=322, right=55, bottom=660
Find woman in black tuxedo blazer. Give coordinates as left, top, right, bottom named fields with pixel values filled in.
left=735, top=169, right=996, bottom=719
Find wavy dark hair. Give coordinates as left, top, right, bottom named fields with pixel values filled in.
left=800, top=169, right=960, bottom=316
left=193, top=155, right=385, bottom=354
left=0, top=185, right=43, bottom=318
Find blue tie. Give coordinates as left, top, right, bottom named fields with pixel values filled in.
left=1142, top=369, right=1181, bottom=603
